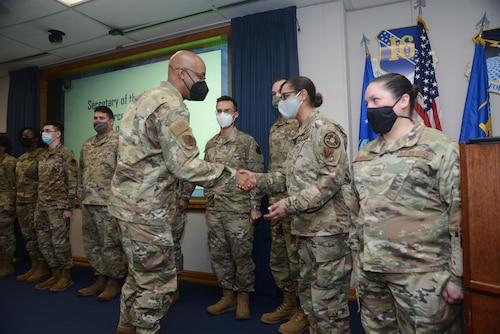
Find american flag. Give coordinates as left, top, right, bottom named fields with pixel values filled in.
left=413, top=16, right=442, bottom=130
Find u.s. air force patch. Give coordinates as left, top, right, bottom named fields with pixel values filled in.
left=324, top=132, right=340, bottom=148
left=182, top=134, right=196, bottom=149
left=320, top=132, right=340, bottom=163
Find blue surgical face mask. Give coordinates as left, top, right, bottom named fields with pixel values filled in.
left=41, top=132, right=54, bottom=145
left=278, top=92, right=302, bottom=119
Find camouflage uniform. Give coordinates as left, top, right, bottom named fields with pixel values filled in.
left=35, top=143, right=78, bottom=269
left=204, top=127, right=264, bottom=292
left=351, top=124, right=463, bottom=333
left=109, top=81, right=236, bottom=333
left=15, top=147, right=45, bottom=261
left=172, top=180, right=195, bottom=276
left=268, top=117, right=300, bottom=293
left=79, top=131, right=124, bottom=279
left=0, top=153, right=17, bottom=264
left=256, top=110, right=352, bottom=334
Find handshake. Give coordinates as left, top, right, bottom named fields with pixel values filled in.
left=236, top=169, right=256, bottom=192
left=236, top=169, right=286, bottom=221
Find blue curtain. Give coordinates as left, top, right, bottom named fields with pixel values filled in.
left=7, top=67, right=40, bottom=157
left=231, top=6, right=299, bottom=296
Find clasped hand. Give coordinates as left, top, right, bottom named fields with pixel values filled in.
left=237, top=169, right=256, bottom=191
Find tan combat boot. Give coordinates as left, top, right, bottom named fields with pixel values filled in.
left=206, top=289, right=236, bottom=315
left=98, top=277, right=120, bottom=301
left=235, top=291, right=251, bottom=320
left=26, top=259, right=50, bottom=282
left=261, top=291, right=298, bottom=324
left=116, top=321, right=135, bottom=334
left=50, top=268, right=73, bottom=292
left=16, top=258, right=38, bottom=281
left=78, top=275, right=107, bottom=296
left=0, top=258, right=15, bottom=278
left=278, top=307, right=309, bottom=334
left=35, top=268, right=61, bottom=290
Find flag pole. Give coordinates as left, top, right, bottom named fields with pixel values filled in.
left=475, top=12, right=490, bottom=39
left=413, top=0, right=426, bottom=17
left=358, top=33, right=377, bottom=150
left=360, top=34, right=370, bottom=55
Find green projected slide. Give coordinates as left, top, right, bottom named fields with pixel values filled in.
left=64, top=50, right=222, bottom=162
left=63, top=48, right=226, bottom=198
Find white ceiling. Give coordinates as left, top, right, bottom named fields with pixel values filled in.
left=0, top=0, right=407, bottom=77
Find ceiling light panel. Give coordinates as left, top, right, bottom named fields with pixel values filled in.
left=56, top=0, right=92, bottom=6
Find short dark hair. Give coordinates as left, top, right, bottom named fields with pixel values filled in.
left=0, top=134, right=12, bottom=153
left=94, top=106, right=114, bottom=119
left=216, top=95, right=238, bottom=111
left=43, top=121, right=64, bottom=135
left=18, top=126, right=44, bottom=148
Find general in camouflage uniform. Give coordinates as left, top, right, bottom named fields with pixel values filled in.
left=15, top=127, right=50, bottom=282
left=260, top=78, right=307, bottom=333
left=77, top=106, right=125, bottom=301
left=204, top=95, right=264, bottom=320
left=252, top=77, right=353, bottom=334
left=0, top=135, right=17, bottom=278
left=34, top=122, right=78, bottom=292
left=351, top=73, right=463, bottom=333
left=109, top=50, right=246, bottom=334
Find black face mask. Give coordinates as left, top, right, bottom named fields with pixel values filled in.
left=184, top=71, right=209, bottom=101
left=189, top=81, right=209, bottom=101
left=20, top=137, right=33, bottom=147
left=366, top=95, right=410, bottom=134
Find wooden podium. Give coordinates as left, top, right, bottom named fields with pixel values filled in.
left=459, top=141, right=500, bottom=333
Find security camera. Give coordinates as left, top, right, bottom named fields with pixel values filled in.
left=48, top=29, right=65, bottom=43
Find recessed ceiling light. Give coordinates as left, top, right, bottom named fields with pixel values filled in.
left=56, top=0, right=91, bottom=6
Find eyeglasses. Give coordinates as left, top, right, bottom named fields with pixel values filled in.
left=177, top=67, right=206, bottom=80
left=216, top=108, right=235, bottom=114
left=281, top=90, right=297, bottom=100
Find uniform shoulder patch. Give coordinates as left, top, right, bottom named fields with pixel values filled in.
left=182, top=134, right=196, bottom=149
left=324, top=132, right=340, bottom=149
left=171, top=119, right=190, bottom=136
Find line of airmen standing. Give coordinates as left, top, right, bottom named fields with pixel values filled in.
left=0, top=49, right=464, bottom=334
left=0, top=116, right=124, bottom=300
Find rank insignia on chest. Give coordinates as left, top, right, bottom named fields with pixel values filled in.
left=324, top=132, right=340, bottom=148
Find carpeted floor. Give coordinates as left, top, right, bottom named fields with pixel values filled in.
left=0, top=261, right=365, bottom=333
